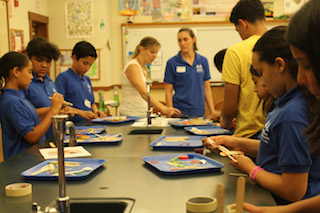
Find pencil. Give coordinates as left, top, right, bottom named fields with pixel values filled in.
left=48, top=97, right=73, bottom=106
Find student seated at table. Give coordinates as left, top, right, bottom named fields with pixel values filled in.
left=0, top=52, right=64, bottom=160
left=164, top=27, right=219, bottom=120
left=22, top=37, right=70, bottom=140
left=119, top=36, right=181, bottom=117
left=204, top=26, right=320, bottom=204
left=55, top=41, right=106, bottom=124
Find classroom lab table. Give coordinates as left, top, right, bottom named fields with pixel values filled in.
left=0, top=123, right=276, bottom=212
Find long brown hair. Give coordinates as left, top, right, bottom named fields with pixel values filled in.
left=131, top=37, right=160, bottom=59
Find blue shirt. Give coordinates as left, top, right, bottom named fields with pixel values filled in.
left=257, top=86, right=320, bottom=199
left=55, top=68, right=95, bottom=124
left=164, top=52, right=211, bottom=116
left=22, top=74, right=57, bottom=139
left=0, top=89, right=42, bottom=160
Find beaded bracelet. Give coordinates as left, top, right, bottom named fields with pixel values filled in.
left=250, top=166, right=265, bottom=182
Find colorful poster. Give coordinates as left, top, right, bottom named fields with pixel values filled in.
left=65, top=0, right=93, bottom=38
left=119, top=0, right=138, bottom=15
left=193, top=0, right=237, bottom=17
left=263, top=2, right=274, bottom=17
left=140, top=0, right=153, bottom=16
left=161, top=0, right=189, bottom=21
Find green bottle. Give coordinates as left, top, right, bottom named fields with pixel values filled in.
left=98, top=90, right=105, bottom=112
left=114, top=86, right=119, bottom=106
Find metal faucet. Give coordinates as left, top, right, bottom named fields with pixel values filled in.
left=52, top=115, right=70, bottom=213
left=146, top=81, right=152, bottom=125
left=66, top=121, right=77, bottom=146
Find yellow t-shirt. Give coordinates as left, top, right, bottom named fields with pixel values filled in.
left=221, top=35, right=265, bottom=138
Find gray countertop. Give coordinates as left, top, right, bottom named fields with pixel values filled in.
left=0, top=123, right=276, bottom=212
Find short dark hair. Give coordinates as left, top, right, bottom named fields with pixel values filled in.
left=230, top=0, right=265, bottom=25
left=214, top=49, right=227, bottom=72
left=253, top=26, right=297, bottom=80
left=26, top=37, right=60, bottom=61
left=72, top=41, right=97, bottom=60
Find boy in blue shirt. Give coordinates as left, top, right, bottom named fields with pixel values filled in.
left=55, top=41, right=106, bottom=124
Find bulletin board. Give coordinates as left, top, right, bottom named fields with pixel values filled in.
left=55, top=49, right=100, bottom=80
left=122, top=21, right=288, bottom=82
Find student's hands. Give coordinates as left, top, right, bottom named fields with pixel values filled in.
left=243, top=203, right=289, bottom=213
left=59, top=106, right=70, bottom=115
left=95, top=110, right=107, bottom=118
left=202, top=135, right=241, bottom=151
left=209, top=110, right=221, bottom=122
left=220, top=117, right=236, bottom=129
left=77, top=110, right=98, bottom=120
left=50, top=93, right=64, bottom=114
left=230, top=154, right=256, bottom=175
left=162, top=107, right=181, bottom=117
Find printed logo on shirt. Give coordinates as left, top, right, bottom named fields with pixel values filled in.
left=87, top=84, right=92, bottom=93
left=261, top=120, right=271, bottom=144
left=84, top=99, right=91, bottom=109
left=176, top=66, right=186, bottom=73
left=196, top=64, right=204, bottom=73
left=52, top=88, right=57, bottom=93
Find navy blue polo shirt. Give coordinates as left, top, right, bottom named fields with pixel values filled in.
left=164, top=52, right=211, bottom=116
left=22, top=74, right=57, bottom=108
left=257, top=86, right=320, bottom=199
left=0, top=88, right=42, bottom=160
left=55, top=68, right=95, bottom=124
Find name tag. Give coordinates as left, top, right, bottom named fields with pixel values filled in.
left=84, top=99, right=91, bottom=109
left=176, top=66, right=186, bottom=73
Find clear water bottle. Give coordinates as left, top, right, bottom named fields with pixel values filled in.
left=98, top=90, right=105, bottom=112
left=114, top=86, right=119, bottom=106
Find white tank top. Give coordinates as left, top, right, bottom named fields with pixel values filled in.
left=119, top=59, right=148, bottom=116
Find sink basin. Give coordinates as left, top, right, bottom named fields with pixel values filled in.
left=45, top=198, right=135, bottom=213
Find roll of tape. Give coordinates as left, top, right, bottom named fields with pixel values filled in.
left=5, top=183, right=32, bottom=197
left=186, top=196, right=217, bottom=213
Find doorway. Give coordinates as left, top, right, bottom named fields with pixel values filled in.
left=29, top=12, right=48, bottom=40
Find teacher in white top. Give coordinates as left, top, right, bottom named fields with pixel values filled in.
left=119, top=37, right=181, bottom=117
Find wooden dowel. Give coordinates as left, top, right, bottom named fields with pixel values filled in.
left=235, top=176, right=246, bottom=213
left=216, top=183, right=224, bottom=213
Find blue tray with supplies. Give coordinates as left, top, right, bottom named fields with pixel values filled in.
left=91, top=116, right=140, bottom=124
left=21, top=158, right=106, bottom=180
left=66, top=126, right=107, bottom=135
left=142, top=153, right=224, bottom=175
left=150, top=136, right=205, bottom=149
left=64, top=134, right=122, bottom=145
left=168, top=119, right=213, bottom=128
left=184, top=126, right=234, bottom=136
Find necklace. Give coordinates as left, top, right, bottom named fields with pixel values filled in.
left=136, top=57, right=151, bottom=81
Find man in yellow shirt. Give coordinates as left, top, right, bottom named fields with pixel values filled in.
left=221, top=0, right=268, bottom=138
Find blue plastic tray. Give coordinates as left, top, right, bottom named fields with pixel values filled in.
left=66, top=126, right=107, bottom=135
left=91, top=116, right=140, bottom=124
left=64, top=134, right=122, bottom=145
left=21, top=158, right=106, bottom=180
left=142, top=153, right=224, bottom=175
left=151, top=136, right=205, bottom=149
left=184, top=126, right=234, bottom=136
left=168, top=119, right=213, bottom=127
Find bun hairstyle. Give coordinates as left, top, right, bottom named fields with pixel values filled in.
left=0, top=52, right=29, bottom=90
left=131, top=37, right=161, bottom=59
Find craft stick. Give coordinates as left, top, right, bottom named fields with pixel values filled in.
left=235, top=176, right=246, bottom=213
left=48, top=97, right=73, bottom=106
left=207, top=137, right=215, bottom=146
left=163, top=137, right=189, bottom=141
left=49, top=142, right=56, bottom=148
left=218, top=146, right=238, bottom=163
left=216, top=183, right=224, bottom=213
left=229, top=173, right=248, bottom=177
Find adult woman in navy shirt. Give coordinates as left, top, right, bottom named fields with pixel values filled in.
left=164, top=28, right=218, bottom=119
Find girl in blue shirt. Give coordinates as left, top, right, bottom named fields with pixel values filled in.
left=0, top=52, right=64, bottom=160
left=244, top=0, right=320, bottom=212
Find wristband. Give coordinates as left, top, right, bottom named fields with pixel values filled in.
left=250, top=166, right=265, bottom=182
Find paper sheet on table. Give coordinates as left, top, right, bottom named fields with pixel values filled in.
left=131, top=118, right=180, bottom=128
left=39, top=146, right=92, bottom=160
